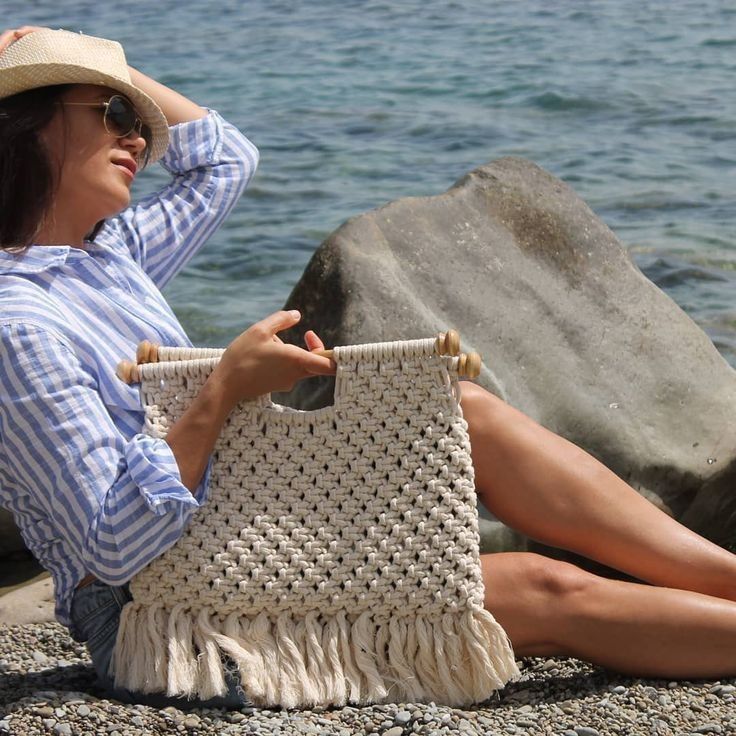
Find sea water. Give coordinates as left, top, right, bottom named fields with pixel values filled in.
left=9, top=0, right=736, bottom=366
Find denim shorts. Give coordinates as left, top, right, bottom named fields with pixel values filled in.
left=68, top=579, right=253, bottom=710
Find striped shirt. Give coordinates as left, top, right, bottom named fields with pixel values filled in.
left=0, top=109, right=259, bottom=627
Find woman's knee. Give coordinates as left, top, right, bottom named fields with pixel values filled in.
left=481, top=552, right=597, bottom=656
left=459, top=380, right=499, bottom=416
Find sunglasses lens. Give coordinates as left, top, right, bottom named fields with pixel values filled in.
left=105, top=95, right=139, bottom=138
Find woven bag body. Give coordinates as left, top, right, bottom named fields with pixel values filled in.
left=112, top=337, right=520, bottom=707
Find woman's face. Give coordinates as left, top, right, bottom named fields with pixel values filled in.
left=40, top=84, right=147, bottom=230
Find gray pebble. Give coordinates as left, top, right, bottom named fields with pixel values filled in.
left=77, top=704, right=91, bottom=717
left=0, top=722, right=9, bottom=734
left=690, top=725, right=722, bottom=734
left=384, top=727, right=404, bottom=736
left=395, top=710, right=412, bottom=725
left=31, top=650, right=48, bottom=663
left=612, top=685, right=627, bottom=695
left=53, top=725, right=72, bottom=736
left=574, top=728, right=600, bottom=736
left=43, top=719, right=57, bottom=730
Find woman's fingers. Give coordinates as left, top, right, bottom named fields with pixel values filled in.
left=304, top=330, right=325, bottom=352
left=257, top=309, right=301, bottom=338
left=0, top=30, right=18, bottom=53
left=0, top=26, right=49, bottom=53
left=300, top=351, right=336, bottom=376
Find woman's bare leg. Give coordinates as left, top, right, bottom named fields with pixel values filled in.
left=460, top=382, right=736, bottom=601
left=484, top=552, right=736, bottom=679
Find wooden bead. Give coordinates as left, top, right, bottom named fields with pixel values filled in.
left=116, top=359, right=139, bottom=384
left=457, top=352, right=482, bottom=379
left=436, top=329, right=461, bottom=356
left=137, top=340, right=159, bottom=364
left=464, top=352, right=482, bottom=379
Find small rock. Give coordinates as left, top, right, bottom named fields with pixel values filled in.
left=35, top=706, right=54, bottom=718
left=0, top=721, right=10, bottom=734
left=691, top=725, right=722, bottom=734
left=77, top=705, right=91, bottom=717
left=395, top=710, right=412, bottom=725
left=54, top=725, right=72, bottom=736
left=383, top=728, right=404, bottom=736
left=183, top=715, right=201, bottom=729
left=574, top=728, right=600, bottom=736
left=611, top=685, right=627, bottom=695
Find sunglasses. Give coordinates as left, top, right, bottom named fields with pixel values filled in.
left=61, top=94, right=152, bottom=166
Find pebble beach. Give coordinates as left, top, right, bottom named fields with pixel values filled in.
left=1, top=622, right=734, bottom=736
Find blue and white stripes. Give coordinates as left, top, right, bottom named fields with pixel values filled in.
left=0, top=109, right=258, bottom=626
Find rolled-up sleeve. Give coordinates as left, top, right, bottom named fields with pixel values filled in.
left=0, top=322, right=212, bottom=584
left=103, top=108, right=259, bottom=290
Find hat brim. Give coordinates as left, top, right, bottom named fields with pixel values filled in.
left=0, top=63, right=169, bottom=164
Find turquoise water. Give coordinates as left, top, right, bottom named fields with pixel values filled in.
left=9, top=1, right=736, bottom=365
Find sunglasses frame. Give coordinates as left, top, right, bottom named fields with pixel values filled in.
left=61, top=94, right=152, bottom=166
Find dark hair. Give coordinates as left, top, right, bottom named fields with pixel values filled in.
left=0, top=84, right=76, bottom=254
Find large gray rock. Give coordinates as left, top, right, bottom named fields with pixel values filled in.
left=279, top=157, right=736, bottom=551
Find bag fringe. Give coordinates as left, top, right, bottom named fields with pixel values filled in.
left=112, top=602, right=521, bottom=708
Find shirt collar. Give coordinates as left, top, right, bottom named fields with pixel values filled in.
left=0, top=243, right=103, bottom=275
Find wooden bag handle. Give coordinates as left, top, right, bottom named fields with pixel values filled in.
left=117, top=329, right=482, bottom=383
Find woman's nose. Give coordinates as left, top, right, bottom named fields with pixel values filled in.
left=119, top=130, right=147, bottom=158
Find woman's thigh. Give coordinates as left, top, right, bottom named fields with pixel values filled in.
left=481, top=551, right=598, bottom=657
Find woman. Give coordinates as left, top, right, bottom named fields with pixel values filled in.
left=0, top=25, right=734, bottom=710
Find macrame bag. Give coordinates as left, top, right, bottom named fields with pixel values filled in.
left=112, top=335, right=520, bottom=707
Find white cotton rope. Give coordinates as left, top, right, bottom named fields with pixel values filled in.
left=111, top=336, right=520, bottom=707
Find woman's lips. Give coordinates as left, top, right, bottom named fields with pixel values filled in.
left=114, top=162, right=135, bottom=181
left=112, top=158, right=138, bottom=180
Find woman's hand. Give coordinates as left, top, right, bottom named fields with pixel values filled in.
left=0, top=26, right=49, bottom=53
left=0, top=26, right=206, bottom=125
left=212, top=310, right=336, bottom=407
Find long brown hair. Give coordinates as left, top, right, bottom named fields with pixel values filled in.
left=0, top=84, right=74, bottom=254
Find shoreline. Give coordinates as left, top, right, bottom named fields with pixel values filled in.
left=1, top=622, right=734, bottom=735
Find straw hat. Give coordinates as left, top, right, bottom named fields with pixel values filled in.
left=0, top=29, right=169, bottom=163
